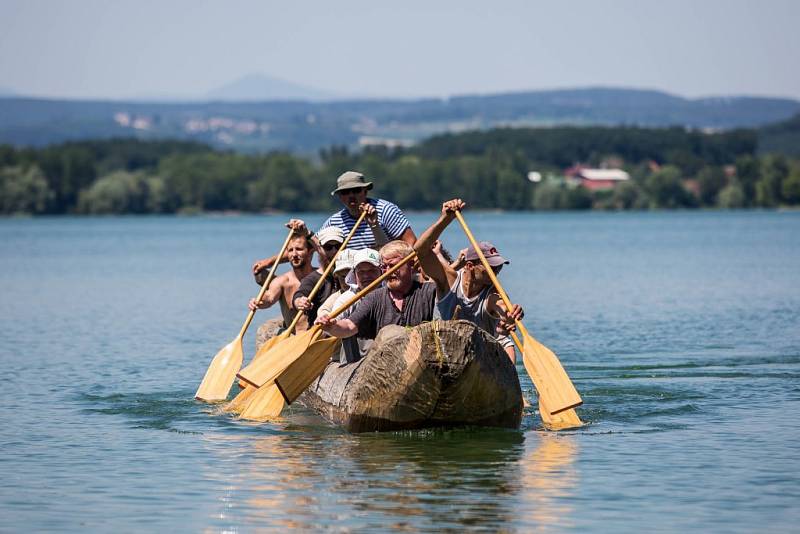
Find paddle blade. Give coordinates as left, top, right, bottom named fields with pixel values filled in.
left=274, top=336, right=341, bottom=403
left=521, top=333, right=582, bottom=415
left=252, top=330, right=289, bottom=362
left=195, top=338, right=243, bottom=402
left=539, top=399, right=583, bottom=431
left=239, top=383, right=286, bottom=421
left=223, top=384, right=257, bottom=414
left=237, top=331, right=289, bottom=389
left=237, top=328, right=319, bottom=388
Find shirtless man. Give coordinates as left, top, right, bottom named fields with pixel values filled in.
left=247, top=224, right=315, bottom=331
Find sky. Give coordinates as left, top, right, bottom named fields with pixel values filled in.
left=1, top=0, right=799, bottom=101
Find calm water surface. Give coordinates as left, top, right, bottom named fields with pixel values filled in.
left=1, top=211, right=799, bottom=532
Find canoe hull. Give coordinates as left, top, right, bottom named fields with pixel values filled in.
left=296, top=320, right=523, bottom=433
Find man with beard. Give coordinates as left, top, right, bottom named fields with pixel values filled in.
left=320, top=171, right=416, bottom=250
left=315, top=240, right=436, bottom=341
left=247, top=224, right=315, bottom=332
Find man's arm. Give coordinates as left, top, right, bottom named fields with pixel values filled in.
left=398, top=227, right=416, bottom=247
left=487, top=294, right=521, bottom=364
left=248, top=276, right=286, bottom=311
left=378, top=199, right=416, bottom=246
left=292, top=271, right=321, bottom=310
left=316, top=315, right=358, bottom=338
left=317, top=291, right=340, bottom=318
left=413, top=199, right=464, bottom=296
left=361, top=202, right=390, bottom=247
left=252, top=254, right=279, bottom=275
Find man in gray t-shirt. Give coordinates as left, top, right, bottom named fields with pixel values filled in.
left=413, top=198, right=523, bottom=363
left=316, top=241, right=436, bottom=341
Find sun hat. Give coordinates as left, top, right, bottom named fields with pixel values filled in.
left=464, top=241, right=509, bottom=267
left=345, top=248, right=382, bottom=286
left=330, top=171, right=374, bottom=196
left=317, top=226, right=345, bottom=245
left=334, top=249, right=354, bottom=273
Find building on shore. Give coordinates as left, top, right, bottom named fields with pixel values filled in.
left=565, top=165, right=630, bottom=191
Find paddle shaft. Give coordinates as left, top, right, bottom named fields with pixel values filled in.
left=238, top=229, right=295, bottom=339
left=283, top=211, right=367, bottom=335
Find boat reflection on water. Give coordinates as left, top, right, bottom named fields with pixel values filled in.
left=517, top=432, right=580, bottom=529
left=201, top=413, right=579, bottom=530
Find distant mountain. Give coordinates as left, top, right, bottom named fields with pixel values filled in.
left=1, top=87, right=799, bottom=153
left=206, top=73, right=338, bottom=102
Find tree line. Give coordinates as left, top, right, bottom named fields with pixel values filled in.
left=1, top=126, right=799, bottom=215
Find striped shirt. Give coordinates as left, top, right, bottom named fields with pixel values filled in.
left=319, top=198, right=410, bottom=250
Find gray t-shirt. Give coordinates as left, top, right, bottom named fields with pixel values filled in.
left=347, top=281, right=437, bottom=340
left=436, top=269, right=513, bottom=349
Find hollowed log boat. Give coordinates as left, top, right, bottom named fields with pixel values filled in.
left=256, top=319, right=522, bottom=433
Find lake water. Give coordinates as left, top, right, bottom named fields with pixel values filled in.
left=1, top=211, right=799, bottom=532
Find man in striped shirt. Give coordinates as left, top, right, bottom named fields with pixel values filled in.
left=320, top=171, right=416, bottom=250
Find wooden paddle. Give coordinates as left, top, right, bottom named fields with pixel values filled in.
left=237, top=211, right=366, bottom=388
left=274, top=251, right=417, bottom=403
left=195, top=229, right=295, bottom=402
left=509, top=332, right=583, bottom=430
left=453, top=211, right=582, bottom=415
left=235, top=212, right=367, bottom=420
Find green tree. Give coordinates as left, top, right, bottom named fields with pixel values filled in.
left=717, top=182, right=746, bottom=208
left=144, top=176, right=171, bottom=213
left=247, top=153, right=315, bottom=212
left=36, top=146, right=97, bottom=213
left=564, top=185, right=592, bottom=210
left=644, top=166, right=695, bottom=208
left=0, top=165, right=53, bottom=214
left=734, top=155, right=760, bottom=206
left=696, top=166, right=727, bottom=206
left=77, top=170, right=149, bottom=214
left=532, top=182, right=565, bottom=210
left=611, top=180, right=648, bottom=210
left=755, top=154, right=789, bottom=207
left=781, top=166, right=800, bottom=205
left=495, top=168, right=528, bottom=210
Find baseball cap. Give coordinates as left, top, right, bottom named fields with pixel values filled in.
left=464, top=241, right=509, bottom=267
left=317, top=226, right=345, bottom=245
left=345, top=248, right=381, bottom=286
left=335, top=249, right=354, bottom=273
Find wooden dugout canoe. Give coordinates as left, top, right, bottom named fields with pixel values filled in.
left=279, top=319, right=523, bottom=433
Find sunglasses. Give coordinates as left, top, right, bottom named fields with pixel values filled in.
left=338, top=188, right=365, bottom=197
left=322, top=242, right=341, bottom=251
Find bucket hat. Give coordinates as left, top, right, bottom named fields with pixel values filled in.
left=331, top=171, right=373, bottom=196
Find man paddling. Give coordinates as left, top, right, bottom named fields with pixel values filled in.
left=315, top=240, right=436, bottom=341
left=320, top=171, right=416, bottom=250
left=414, top=199, right=523, bottom=362
left=247, top=225, right=315, bottom=331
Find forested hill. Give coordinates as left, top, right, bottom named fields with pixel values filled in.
left=2, top=120, right=799, bottom=215
left=1, top=87, right=799, bottom=152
